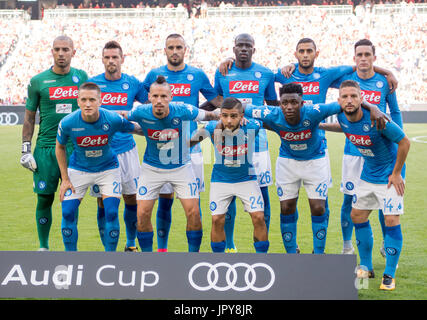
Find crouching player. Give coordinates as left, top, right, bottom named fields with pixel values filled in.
left=192, top=97, right=269, bottom=253
left=336, top=80, right=410, bottom=290
left=56, top=82, right=141, bottom=251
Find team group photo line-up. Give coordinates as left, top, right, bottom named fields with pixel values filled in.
left=19, top=32, right=409, bottom=292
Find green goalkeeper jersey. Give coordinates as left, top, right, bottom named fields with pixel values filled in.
left=25, top=67, right=88, bottom=147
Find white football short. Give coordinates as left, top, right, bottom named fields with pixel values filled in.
left=340, top=154, right=364, bottom=195
left=275, top=156, right=330, bottom=201
left=352, top=180, right=404, bottom=215
left=90, top=146, right=141, bottom=197
left=64, top=167, right=122, bottom=201
left=209, top=180, right=264, bottom=215
left=159, top=151, right=205, bottom=194
left=325, top=149, right=333, bottom=188
left=252, top=150, right=273, bottom=187
left=137, top=162, right=198, bottom=200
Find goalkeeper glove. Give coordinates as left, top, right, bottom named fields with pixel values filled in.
left=20, top=141, right=37, bottom=172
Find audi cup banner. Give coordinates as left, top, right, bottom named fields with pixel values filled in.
left=0, top=251, right=357, bottom=299
left=0, top=106, right=38, bottom=126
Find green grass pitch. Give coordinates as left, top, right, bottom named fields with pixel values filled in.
left=0, top=124, right=426, bottom=300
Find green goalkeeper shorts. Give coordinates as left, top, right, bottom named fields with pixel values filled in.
left=33, top=145, right=73, bottom=195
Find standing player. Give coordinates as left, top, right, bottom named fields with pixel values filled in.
left=336, top=80, right=410, bottom=290
left=88, top=41, right=148, bottom=252
left=244, top=83, right=386, bottom=254
left=211, top=33, right=278, bottom=252
left=142, top=34, right=222, bottom=252
left=326, top=39, right=404, bottom=255
left=20, top=36, right=88, bottom=251
left=121, top=76, right=220, bottom=252
left=191, top=97, right=269, bottom=253
left=56, top=82, right=141, bottom=252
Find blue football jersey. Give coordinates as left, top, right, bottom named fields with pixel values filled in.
left=88, top=73, right=148, bottom=154
left=275, top=65, right=353, bottom=149
left=337, top=108, right=406, bottom=184
left=245, top=102, right=341, bottom=160
left=127, top=102, right=200, bottom=169
left=57, top=108, right=135, bottom=173
left=143, top=64, right=218, bottom=154
left=214, top=62, right=277, bottom=153
left=331, top=71, right=403, bottom=157
left=205, top=119, right=260, bottom=183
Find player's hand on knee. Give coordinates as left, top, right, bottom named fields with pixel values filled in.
left=59, top=179, right=75, bottom=202
left=20, top=142, right=37, bottom=172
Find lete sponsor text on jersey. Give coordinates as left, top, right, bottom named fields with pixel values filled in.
left=229, top=81, right=259, bottom=94
left=49, top=86, right=79, bottom=100
left=345, top=133, right=373, bottom=146
left=280, top=129, right=312, bottom=141
left=77, top=134, right=109, bottom=147
left=147, top=128, right=180, bottom=141
left=361, top=90, right=381, bottom=104
left=170, top=83, right=191, bottom=96
left=101, top=92, right=128, bottom=106
left=294, top=82, right=320, bottom=95
left=216, top=143, right=248, bottom=157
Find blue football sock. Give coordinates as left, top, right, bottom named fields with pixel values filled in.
left=137, top=231, right=154, bottom=252
left=254, top=240, right=269, bottom=253
left=280, top=212, right=298, bottom=253
left=224, top=196, right=237, bottom=250
left=384, top=225, right=403, bottom=278
left=211, top=241, right=226, bottom=253
left=260, top=186, right=271, bottom=232
left=123, top=204, right=137, bottom=248
left=103, top=197, right=121, bottom=252
left=341, top=194, right=354, bottom=244
left=378, top=210, right=386, bottom=240
left=354, top=221, right=374, bottom=271
left=156, top=197, right=173, bottom=251
left=186, top=230, right=203, bottom=252
left=312, top=214, right=328, bottom=254
left=96, top=205, right=106, bottom=247
left=61, top=199, right=80, bottom=251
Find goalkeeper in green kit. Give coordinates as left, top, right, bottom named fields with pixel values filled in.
left=20, top=36, right=88, bottom=251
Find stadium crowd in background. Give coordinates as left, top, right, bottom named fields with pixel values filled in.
left=0, top=2, right=425, bottom=107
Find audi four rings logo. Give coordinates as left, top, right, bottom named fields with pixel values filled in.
left=188, top=262, right=275, bottom=292
left=0, top=112, right=19, bottom=125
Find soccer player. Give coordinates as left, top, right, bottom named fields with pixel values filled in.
left=56, top=82, right=141, bottom=252
left=191, top=97, right=269, bottom=253
left=336, top=80, right=410, bottom=290
left=210, top=33, right=278, bottom=252
left=88, top=41, right=148, bottom=252
left=120, top=75, right=220, bottom=252
left=326, top=39, right=404, bottom=255
left=244, top=83, right=386, bottom=254
left=142, top=34, right=222, bottom=252
left=20, top=36, right=88, bottom=251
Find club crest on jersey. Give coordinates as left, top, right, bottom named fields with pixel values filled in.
left=72, top=76, right=80, bottom=83
left=171, top=117, right=181, bottom=126
left=313, top=73, right=321, bottom=79
left=102, top=123, right=110, bottom=131
left=254, top=71, right=262, bottom=79
left=362, top=123, right=371, bottom=132
left=303, top=119, right=311, bottom=127
left=147, top=128, right=180, bottom=141
left=376, top=81, right=384, bottom=89
left=229, top=81, right=259, bottom=94
left=280, top=129, right=312, bottom=141
left=187, top=74, right=194, bottom=81
left=77, top=134, right=109, bottom=147
left=122, top=82, right=130, bottom=90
